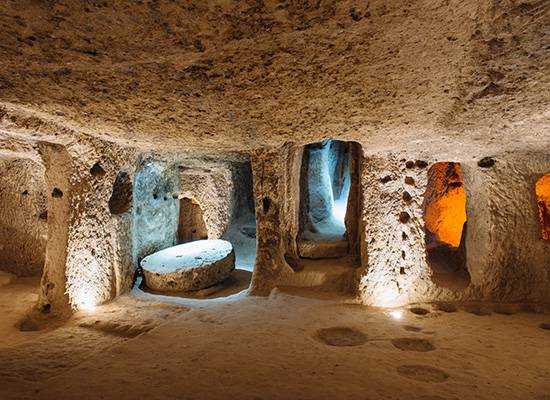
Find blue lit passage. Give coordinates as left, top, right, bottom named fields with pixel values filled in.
left=302, top=140, right=351, bottom=242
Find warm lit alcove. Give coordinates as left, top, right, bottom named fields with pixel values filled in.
left=178, top=197, right=208, bottom=243
left=422, top=162, right=470, bottom=290
left=535, top=174, right=550, bottom=240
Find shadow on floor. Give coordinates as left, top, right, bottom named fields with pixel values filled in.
left=139, top=269, right=252, bottom=300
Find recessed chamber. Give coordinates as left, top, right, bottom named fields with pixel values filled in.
left=422, top=162, right=470, bottom=290
left=297, top=140, right=355, bottom=259
left=535, top=174, right=550, bottom=241
left=178, top=197, right=208, bottom=243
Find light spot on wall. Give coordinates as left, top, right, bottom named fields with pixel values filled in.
left=387, top=309, right=403, bottom=320
left=75, top=292, right=97, bottom=312
left=67, top=252, right=103, bottom=311
left=535, top=174, right=550, bottom=240
left=371, top=281, right=403, bottom=308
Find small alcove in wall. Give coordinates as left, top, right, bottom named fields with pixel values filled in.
left=178, top=197, right=208, bottom=243
left=535, top=173, right=550, bottom=241
left=422, top=162, right=470, bottom=290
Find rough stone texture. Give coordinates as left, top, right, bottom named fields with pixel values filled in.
left=0, top=270, right=17, bottom=286
left=178, top=198, right=208, bottom=243
left=3, top=127, right=549, bottom=314
left=176, top=156, right=257, bottom=273
left=132, top=157, right=180, bottom=264
left=131, top=154, right=253, bottom=265
left=0, top=128, right=138, bottom=315
left=0, top=1, right=547, bottom=155
left=358, top=151, right=550, bottom=307
left=65, top=145, right=137, bottom=312
left=0, top=0, right=548, bottom=315
left=250, top=143, right=365, bottom=294
left=461, top=154, right=550, bottom=305
left=422, top=162, right=469, bottom=290
left=303, top=141, right=335, bottom=224
left=176, top=158, right=250, bottom=239
left=141, top=240, right=235, bottom=292
left=108, top=170, right=133, bottom=215
left=30, top=137, right=138, bottom=315
left=359, top=154, right=433, bottom=307
left=298, top=240, right=348, bottom=260
left=346, top=142, right=367, bottom=266
left=0, top=153, right=47, bottom=276
left=249, top=147, right=292, bottom=295
left=35, top=141, right=73, bottom=315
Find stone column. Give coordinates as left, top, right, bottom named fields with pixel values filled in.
left=36, top=140, right=137, bottom=316
left=36, top=141, right=73, bottom=316
left=358, top=154, right=433, bottom=307
left=249, top=146, right=292, bottom=295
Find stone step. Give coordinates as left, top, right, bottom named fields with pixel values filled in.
left=297, top=240, right=349, bottom=259
left=277, top=258, right=360, bottom=294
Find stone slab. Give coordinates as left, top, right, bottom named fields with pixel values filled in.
left=141, top=239, right=235, bottom=292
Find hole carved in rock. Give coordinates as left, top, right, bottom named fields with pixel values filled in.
left=90, top=162, right=106, bottom=177
left=178, top=197, right=208, bottom=244
left=422, top=162, right=470, bottom=290
left=108, top=171, right=132, bottom=215
left=535, top=174, right=550, bottom=240
left=51, top=188, right=63, bottom=198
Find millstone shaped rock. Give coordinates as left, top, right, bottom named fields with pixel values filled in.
left=141, top=240, right=235, bottom=292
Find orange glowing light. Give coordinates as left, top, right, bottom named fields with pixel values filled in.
left=535, top=174, right=550, bottom=240
left=191, top=198, right=199, bottom=205
left=423, top=163, right=466, bottom=248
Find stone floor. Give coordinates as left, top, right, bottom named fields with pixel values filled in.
left=1, top=282, right=549, bottom=400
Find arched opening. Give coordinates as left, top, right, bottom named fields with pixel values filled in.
left=178, top=197, right=208, bottom=243
left=535, top=174, right=550, bottom=240
left=422, top=162, right=470, bottom=290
